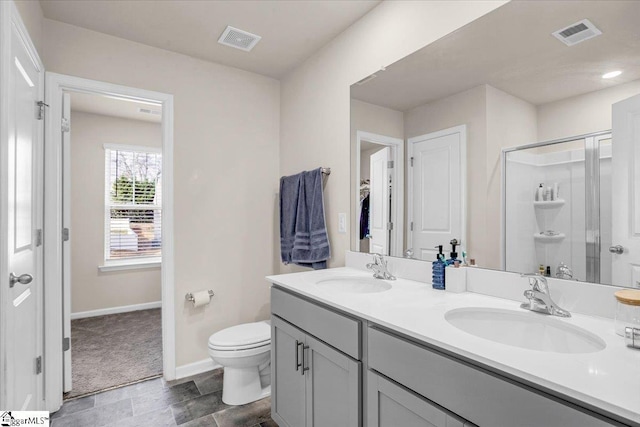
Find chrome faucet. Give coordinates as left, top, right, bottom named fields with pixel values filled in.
left=520, top=273, right=570, bottom=317
left=555, top=262, right=574, bottom=280
left=366, top=253, right=396, bottom=280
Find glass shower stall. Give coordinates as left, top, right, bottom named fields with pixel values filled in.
left=502, top=131, right=612, bottom=284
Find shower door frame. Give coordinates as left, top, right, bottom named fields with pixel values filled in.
left=501, top=130, right=611, bottom=283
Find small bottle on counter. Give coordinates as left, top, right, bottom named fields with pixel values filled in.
left=432, top=245, right=446, bottom=290
left=447, top=239, right=460, bottom=266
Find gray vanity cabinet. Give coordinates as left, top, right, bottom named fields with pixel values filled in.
left=367, top=371, right=470, bottom=427
left=368, top=327, right=622, bottom=427
left=305, top=334, right=360, bottom=427
left=271, top=287, right=362, bottom=427
left=271, top=285, right=632, bottom=427
left=272, top=316, right=306, bottom=427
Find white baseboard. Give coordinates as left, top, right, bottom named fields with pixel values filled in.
left=71, top=301, right=162, bottom=320
left=175, top=358, right=221, bottom=380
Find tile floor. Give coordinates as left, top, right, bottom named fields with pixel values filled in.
left=51, top=369, right=277, bottom=427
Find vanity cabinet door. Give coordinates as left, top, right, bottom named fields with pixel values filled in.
left=305, top=335, right=361, bottom=427
left=272, top=316, right=307, bottom=427
left=367, top=371, right=463, bottom=427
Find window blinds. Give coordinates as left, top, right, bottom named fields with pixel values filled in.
left=105, top=146, right=162, bottom=261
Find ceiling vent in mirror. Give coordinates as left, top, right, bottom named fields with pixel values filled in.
left=138, top=108, right=161, bottom=116
left=552, top=19, right=602, bottom=46
left=218, top=26, right=262, bottom=52
left=355, top=74, right=377, bottom=86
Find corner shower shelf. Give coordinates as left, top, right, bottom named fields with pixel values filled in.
left=533, top=199, right=565, bottom=209
left=534, top=233, right=565, bottom=243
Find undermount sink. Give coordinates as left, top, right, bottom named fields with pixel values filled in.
left=315, top=276, right=392, bottom=294
left=445, top=307, right=606, bottom=354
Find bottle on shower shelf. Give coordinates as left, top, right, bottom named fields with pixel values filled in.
left=536, top=183, right=544, bottom=201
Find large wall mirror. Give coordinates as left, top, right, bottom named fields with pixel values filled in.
left=350, top=0, right=640, bottom=288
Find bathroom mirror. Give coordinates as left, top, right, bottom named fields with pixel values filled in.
left=350, top=0, right=640, bottom=288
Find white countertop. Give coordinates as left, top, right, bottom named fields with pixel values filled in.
left=266, top=267, right=640, bottom=425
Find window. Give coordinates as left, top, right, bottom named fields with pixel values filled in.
left=104, top=144, right=162, bottom=265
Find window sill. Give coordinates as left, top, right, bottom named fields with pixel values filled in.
left=98, top=259, right=161, bottom=272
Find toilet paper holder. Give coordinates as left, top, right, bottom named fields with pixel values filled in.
left=185, top=290, right=215, bottom=303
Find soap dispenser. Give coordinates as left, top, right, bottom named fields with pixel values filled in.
left=432, top=245, right=446, bottom=290
left=447, top=239, right=460, bottom=265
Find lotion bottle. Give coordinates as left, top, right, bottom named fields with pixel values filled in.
left=432, top=245, right=446, bottom=290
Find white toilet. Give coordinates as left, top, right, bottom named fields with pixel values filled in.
left=208, top=320, right=271, bottom=405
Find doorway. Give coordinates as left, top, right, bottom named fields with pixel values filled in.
left=354, top=131, right=404, bottom=257
left=62, top=91, right=164, bottom=399
left=44, top=74, right=175, bottom=411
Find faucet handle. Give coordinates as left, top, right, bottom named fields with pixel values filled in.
left=520, top=273, right=547, bottom=292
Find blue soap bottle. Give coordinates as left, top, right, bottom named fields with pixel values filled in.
left=432, top=245, right=446, bottom=290
left=447, top=239, right=459, bottom=265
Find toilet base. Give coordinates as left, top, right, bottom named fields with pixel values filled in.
left=221, top=366, right=272, bottom=406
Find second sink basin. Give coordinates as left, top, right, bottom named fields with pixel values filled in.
left=315, top=276, right=392, bottom=294
left=445, top=307, right=606, bottom=354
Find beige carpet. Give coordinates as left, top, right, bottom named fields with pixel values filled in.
left=65, top=308, right=162, bottom=399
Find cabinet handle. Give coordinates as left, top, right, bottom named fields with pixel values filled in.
left=295, top=340, right=303, bottom=371
left=301, top=345, right=309, bottom=375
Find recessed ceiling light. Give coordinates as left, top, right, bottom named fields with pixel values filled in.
left=602, top=70, right=622, bottom=79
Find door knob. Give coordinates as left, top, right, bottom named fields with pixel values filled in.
left=9, top=272, right=33, bottom=288
left=609, top=245, right=624, bottom=255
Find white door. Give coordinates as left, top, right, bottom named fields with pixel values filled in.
left=409, top=126, right=465, bottom=261
left=5, top=22, right=44, bottom=410
left=369, top=147, right=391, bottom=255
left=612, top=94, right=640, bottom=288
left=62, top=92, right=73, bottom=392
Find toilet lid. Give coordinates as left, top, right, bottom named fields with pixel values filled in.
left=208, top=321, right=271, bottom=349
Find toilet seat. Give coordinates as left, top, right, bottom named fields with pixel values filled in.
left=208, top=339, right=270, bottom=353
left=208, top=321, right=270, bottom=351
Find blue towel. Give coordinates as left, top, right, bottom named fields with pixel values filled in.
left=279, top=173, right=301, bottom=265
left=280, top=168, right=330, bottom=269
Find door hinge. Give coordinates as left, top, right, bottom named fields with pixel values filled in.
left=36, top=356, right=42, bottom=374
left=62, top=228, right=70, bottom=242
left=410, top=157, right=414, bottom=167
left=387, top=222, right=393, bottom=231
left=35, top=229, right=43, bottom=247
left=37, top=101, right=49, bottom=120
left=387, top=160, right=394, bottom=169
left=61, top=117, right=70, bottom=133
left=410, top=222, right=414, bottom=231
left=63, top=337, right=70, bottom=351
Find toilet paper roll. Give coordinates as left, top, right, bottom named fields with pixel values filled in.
left=191, top=290, right=211, bottom=308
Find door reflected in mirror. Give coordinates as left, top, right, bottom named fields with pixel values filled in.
left=350, top=0, right=640, bottom=288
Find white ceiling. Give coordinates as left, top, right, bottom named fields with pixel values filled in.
left=40, top=0, right=381, bottom=78
left=70, top=91, right=162, bottom=123
left=351, top=1, right=640, bottom=111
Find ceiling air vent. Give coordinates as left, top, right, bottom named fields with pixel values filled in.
left=552, top=19, right=602, bottom=46
left=218, top=26, right=262, bottom=52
